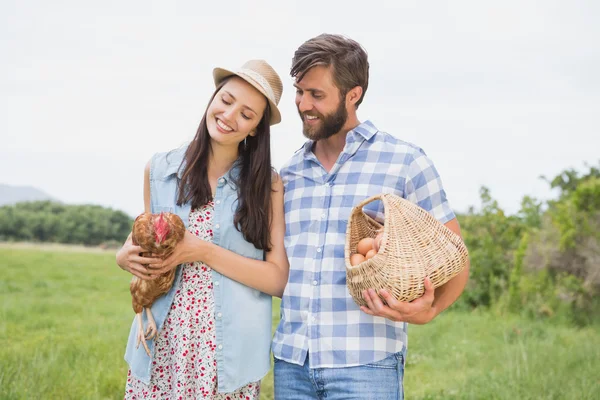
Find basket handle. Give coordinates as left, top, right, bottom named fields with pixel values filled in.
left=348, top=193, right=396, bottom=237
left=350, top=193, right=394, bottom=217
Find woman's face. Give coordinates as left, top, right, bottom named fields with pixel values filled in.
left=206, top=77, right=267, bottom=147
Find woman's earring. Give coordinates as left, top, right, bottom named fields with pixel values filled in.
left=244, top=137, right=247, bottom=149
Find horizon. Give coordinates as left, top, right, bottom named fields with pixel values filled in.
left=0, top=166, right=577, bottom=218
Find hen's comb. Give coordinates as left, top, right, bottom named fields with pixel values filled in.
left=154, top=213, right=171, bottom=244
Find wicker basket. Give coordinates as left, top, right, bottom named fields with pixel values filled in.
left=345, top=193, right=469, bottom=306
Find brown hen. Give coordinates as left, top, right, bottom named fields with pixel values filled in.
left=130, top=212, right=186, bottom=355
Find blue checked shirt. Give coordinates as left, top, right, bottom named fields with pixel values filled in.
left=272, top=120, right=456, bottom=368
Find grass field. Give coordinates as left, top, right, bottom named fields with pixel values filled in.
left=1, top=246, right=599, bottom=399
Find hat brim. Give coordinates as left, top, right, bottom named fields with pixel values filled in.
left=213, top=68, right=281, bottom=126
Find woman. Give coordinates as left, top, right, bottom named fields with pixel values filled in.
left=116, top=60, right=289, bottom=399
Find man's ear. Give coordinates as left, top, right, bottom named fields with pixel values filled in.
left=346, top=86, right=363, bottom=107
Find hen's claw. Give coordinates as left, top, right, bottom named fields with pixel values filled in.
left=135, top=312, right=151, bottom=356
left=144, top=307, right=158, bottom=340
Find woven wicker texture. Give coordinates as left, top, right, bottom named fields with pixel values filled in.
left=345, top=193, right=469, bottom=306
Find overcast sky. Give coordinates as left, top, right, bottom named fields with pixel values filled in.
left=1, top=0, right=598, bottom=217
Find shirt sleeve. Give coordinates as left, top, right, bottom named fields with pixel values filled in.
left=404, top=149, right=456, bottom=224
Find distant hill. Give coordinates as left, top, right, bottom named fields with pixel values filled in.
left=0, top=184, right=57, bottom=206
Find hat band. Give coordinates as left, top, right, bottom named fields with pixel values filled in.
left=238, top=68, right=277, bottom=104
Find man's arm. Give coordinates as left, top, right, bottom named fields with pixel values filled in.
left=360, top=217, right=470, bottom=324
left=425, top=218, right=469, bottom=320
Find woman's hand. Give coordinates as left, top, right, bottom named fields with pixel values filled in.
left=116, top=233, right=162, bottom=280
left=147, top=231, right=207, bottom=276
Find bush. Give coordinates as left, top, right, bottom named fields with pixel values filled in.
left=0, top=201, right=133, bottom=246
left=456, top=163, right=600, bottom=326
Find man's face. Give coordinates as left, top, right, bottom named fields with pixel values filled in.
left=294, top=66, right=348, bottom=141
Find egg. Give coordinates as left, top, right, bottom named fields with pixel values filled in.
left=373, top=231, right=384, bottom=253
left=350, top=253, right=366, bottom=266
left=365, top=249, right=377, bottom=259
left=356, top=237, right=375, bottom=256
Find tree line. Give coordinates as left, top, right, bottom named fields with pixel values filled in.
left=0, top=201, right=132, bottom=247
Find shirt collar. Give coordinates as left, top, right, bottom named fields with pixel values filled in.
left=351, top=120, right=378, bottom=141
left=301, top=120, right=379, bottom=158
left=162, top=146, right=188, bottom=179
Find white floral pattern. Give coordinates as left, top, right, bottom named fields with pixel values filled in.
left=125, top=202, right=260, bottom=399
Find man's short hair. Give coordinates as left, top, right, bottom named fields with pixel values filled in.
left=291, top=33, right=369, bottom=109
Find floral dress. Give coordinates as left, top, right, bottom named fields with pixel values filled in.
left=125, top=202, right=261, bottom=399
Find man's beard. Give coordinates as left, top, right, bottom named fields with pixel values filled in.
left=299, top=99, right=348, bottom=141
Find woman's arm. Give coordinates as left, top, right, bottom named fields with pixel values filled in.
left=115, top=160, right=160, bottom=280
left=148, top=174, right=290, bottom=298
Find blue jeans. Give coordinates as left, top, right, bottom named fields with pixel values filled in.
left=274, top=351, right=405, bottom=400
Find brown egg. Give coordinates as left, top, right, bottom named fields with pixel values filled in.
left=350, top=253, right=366, bottom=266
left=356, top=237, right=375, bottom=256
left=365, top=249, right=377, bottom=260
left=373, top=231, right=384, bottom=253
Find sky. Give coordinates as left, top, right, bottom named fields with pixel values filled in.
left=1, top=0, right=598, bottom=218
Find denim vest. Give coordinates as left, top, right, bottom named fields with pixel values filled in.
left=124, top=145, right=272, bottom=393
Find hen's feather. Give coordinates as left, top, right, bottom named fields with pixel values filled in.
left=129, top=212, right=186, bottom=313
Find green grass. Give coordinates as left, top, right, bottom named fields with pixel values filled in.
left=1, top=247, right=599, bottom=399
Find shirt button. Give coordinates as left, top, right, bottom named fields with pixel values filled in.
left=215, top=224, right=220, bottom=229
left=214, top=281, right=220, bottom=286
left=312, top=280, right=318, bottom=286
left=320, top=213, right=326, bottom=219
left=216, top=200, right=221, bottom=205
left=217, top=344, right=223, bottom=350
left=216, top=312, right=222, bottom=318
left=316, top=248, right=322, bottom=253
left=219, top=178, right=225, bottom=183
left=311, top=316, right=317, bottom=322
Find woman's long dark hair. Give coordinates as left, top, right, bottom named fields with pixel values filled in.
left=177, top=77, right=274, bottom=251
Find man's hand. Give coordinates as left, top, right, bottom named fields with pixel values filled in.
left=360, top=277, right=437, bottom=324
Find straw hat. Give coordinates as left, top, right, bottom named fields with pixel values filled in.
left=213, top=59, right=283, bottom=125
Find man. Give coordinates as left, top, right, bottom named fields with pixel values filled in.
left=272, top=33, right=470, bottom=399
